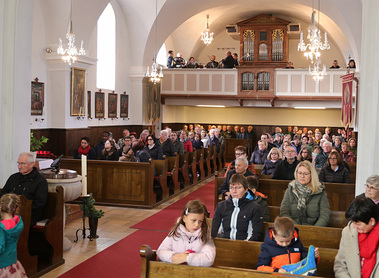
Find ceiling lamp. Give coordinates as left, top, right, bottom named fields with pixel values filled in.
left=145, top=0, right=163, bottom=84
left=201, top=14, right=214, bottom=46
left=57, top=0, right=86, bottom=65
left=308, top=59, right=327, bottom=82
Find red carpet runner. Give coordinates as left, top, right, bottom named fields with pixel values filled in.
left=58, top=179, right=215, bottom=278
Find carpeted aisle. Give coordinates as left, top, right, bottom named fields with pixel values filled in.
left=58, top=179, right=215, bottom=278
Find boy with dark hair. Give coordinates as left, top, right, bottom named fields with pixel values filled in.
left=245, top=176, right=270, bottom=222
left=257, top=217, right=319, bottom=273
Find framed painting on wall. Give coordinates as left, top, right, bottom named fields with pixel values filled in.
left=120, top=94, right=129, bottom=118
left=31, top=79, right=44, bottom=115
left=95, top=91, right=105, bottom=118
left=71, top=67, right=86, bottom=116
left=87, top=91, right=91, bottom=118
left=108, top=93, right=117, bottom=118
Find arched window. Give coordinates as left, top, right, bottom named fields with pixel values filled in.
left=257, top=72, right=270, bottom=90
left=242, top=72, right=254, bottom=90
left=157, top=44, right=167, bottom=66
left=97, top=4, right=116, bottom=90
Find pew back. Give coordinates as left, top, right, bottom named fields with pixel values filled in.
left=224, top=138, right=248, bottom=162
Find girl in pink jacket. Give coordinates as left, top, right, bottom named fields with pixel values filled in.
left=157, top=200, right=216, bottom=266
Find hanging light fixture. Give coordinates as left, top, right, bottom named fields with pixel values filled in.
left=57, top=0, right=86, bottom=65
left=145, top=0, right=163, bottom=84
left=309, top=59, right=327, bottom=81
left=201, top=14, right=214, bottom=46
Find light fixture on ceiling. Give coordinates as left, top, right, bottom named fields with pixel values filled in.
left=57, top=0, right=86, bottom=65
left=196, top=105, right=225, bottom=108
left=145, top=0, right=163, bottom=84
left=201, top=14, right=214, bottom=46
left=308, top=59, right=327, bottom=81
left=294, top=107, right=326, bottom=109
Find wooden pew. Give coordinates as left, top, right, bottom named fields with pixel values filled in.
left=29, top=186, right=65, bottom=275
left=60, top=158, right=156, bottom=208
left=254, top=164, right=263, bottom=177
left=203, top=147, right=212, bottom=177
left=194, top=149, right=205, bottom=180
left=167, top=154, right=180, bottom=194
left=209, top=145, right=218, bottom=173
left=187, top=151, right=197, bottom=185
left=153, top=157, right=169, bottom=199
left=268, top=206, right=348, bottom=228
left=178, top=152, right=190, bottom=187
left=214, top=177, right=355, bottom=211
left=224, top=138, right=248, bottom=162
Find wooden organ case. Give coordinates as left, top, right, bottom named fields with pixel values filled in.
left=237, top=14, right=290, bottom=101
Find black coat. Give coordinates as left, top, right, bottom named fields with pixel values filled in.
left=160, top=140, right=176, bottom=157
left=222, top=55, right=236, bottom=68
left=261, top=160, right=280, bottom=175
left=136, top=149, right=151, bottom=162
left=0, top=167, right=48, bottom=226
left=250, top=149, right=269, bottom=165
left=99, top=150, right=119, bottom=161
left=146, top=144, right=163, bottom=160
left=319, top=164, right=351, bottom=183
left=272, top=159, right=300, bottom=180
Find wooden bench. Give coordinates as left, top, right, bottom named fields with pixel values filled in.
left=187, top=151, right=197, bottom=185
left=268, top=206, right=348, bottom=228
left=152, top=157, right=169, bottom=199
left=215, top=177, right=355, bottom=211
left=224, top=138, right=249, bottom=162
left=178, top=152, right=190, bottom=187
left=194, top=148, right=205, bottom=180
left=29, top=186, right=65, bottom=276
left=203, top=147, right=212, bottom=177
left=167, top=154, right=180, bottom=194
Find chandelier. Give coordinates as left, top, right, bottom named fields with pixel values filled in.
left=57, top=0, right=86, bottom=65
left=298, top=11, right=330, bottom=63
left=309, top=59, right=327, bottom=82
left=201, top=14, right=214, bottom=46
left=145, top=0, right=163, bottom=84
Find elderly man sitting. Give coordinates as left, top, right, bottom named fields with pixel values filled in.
left=0, top=152, right=48, bottom=226
left=159, top=130, right=176, bottom=157
left=315, top=141, right=332, bottom=168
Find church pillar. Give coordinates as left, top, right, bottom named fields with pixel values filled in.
left=0, top=0, right=34, bottom=185
left=356, top=0, right=379, bottom=194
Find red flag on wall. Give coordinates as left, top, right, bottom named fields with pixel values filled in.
left=341, top=73, right=354, bottom=129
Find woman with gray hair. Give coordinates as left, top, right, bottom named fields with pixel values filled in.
left=356, top=175, right=379, bottom=206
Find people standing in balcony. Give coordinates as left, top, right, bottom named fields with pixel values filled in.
left=173, top=53, right=186, bottom=68
left=221, top=51, right=235, bottom=68
left=186, top=57, right=198, bottom=68
left=348, top=59, right=356, bottom=69
left=329, top=60, right=340, bottom=69
left=232, top=53, right=239, bottom=67
left=167, top=50, right=174, bottom=68
left=285, top=61, right=294, bottom=69
left=206, top=55, right=219, bottom=68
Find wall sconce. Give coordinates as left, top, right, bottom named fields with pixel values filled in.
left=34, top=118, right=44, bottom=123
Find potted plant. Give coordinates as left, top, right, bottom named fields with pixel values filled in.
left=79, top=193, right=104, bottom=239
left=30, top=132, right=49, bottom=152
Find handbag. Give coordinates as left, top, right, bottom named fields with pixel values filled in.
left=281, top=245, right=317, bottom=276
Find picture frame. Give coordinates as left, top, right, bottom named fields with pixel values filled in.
left=31, top=79, right=44, bottom=116
left=87, top=91, right=91, bottom=118
left=108, top=93, right=117, bottom=118
left=71, top=67, right=86, bottom=116
left=120, top=94, right=129, bottom=118
left=95, top=91, right=105, bottom=118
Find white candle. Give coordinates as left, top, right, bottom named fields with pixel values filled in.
left=81, top=154, right=87, bottom=196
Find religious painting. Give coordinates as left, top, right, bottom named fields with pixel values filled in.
left=95, top=91, right=105, bottom=118
left=108, top=93, right=117, bottom=118
left=120, top=94, right=129, bottom=118
left=87, top=91, right=91, bottom=118
left=145, top=77, right=161, bottom=124
left=71, top=67, right=86, bottom=116
left=31, top=80, right=44, bottom=115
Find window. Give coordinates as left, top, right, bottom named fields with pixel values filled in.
left=242, top=72, right=254, bottom=90
left=97, top=4, right=116, bottom=90
left=257, top=72, right=270, bottom=90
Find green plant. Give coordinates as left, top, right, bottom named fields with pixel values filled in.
left=79, top=193, right=104, bottom=218
left=30, top=132, right=49, bottom=152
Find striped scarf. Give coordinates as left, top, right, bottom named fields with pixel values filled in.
left=293, top=180, right=312, bottom=210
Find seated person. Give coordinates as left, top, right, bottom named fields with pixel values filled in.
left=212, top=173, right=263, bottom=241
left=173, top=53, right=185, bottom=68
left=319, top=151, right=351, bottom=183
left=250, top=140, right=269, bottom=165
left=348, top=138, right=357, bottom=156
left=261, top=147, right=282, bottom=176
left=159, top=130, right=176, bottom=157
left=179, top=130, right=193, bottom=152
left=99, top=139, right=119, bottom=161
left=94, top=131, right=110, bottom=158
left=297, top=145, right=312, bottom=162
left=192, top=133, right=203, bottom=150
left=292, top=135, right=302, bottom=154
left=272, top=146, right=299, bottom=180
left=208, top=129, right=220, bottom=154
left=200, top=129, right=210, bottom=149
left=280, top=161, right=330, bottom=226
left=73, top=136, right=96, bottom=160
left=218, top=156, right=257, bottom=199
left=118, top=136, right=135, bottom=162
left=225, top=146, right=256, bottom=176
left=330, top=59, right=341, bottom=69
left=117, top=129, right=130, bottom=149
left=224, top=125, right=236, bottom=139
left=246, top=176, right=270, bottom=222
left=285, top=61, right=295, bottom=69
left=0, top=152, right=48, bottom=226
left=186, top=57, right=198, bottom=68
left=314, top=141, right=332, bottom=168
left=170, top=132, right=184, bottom=154
left=205, top=55, right=219, bottom=68
left=356, top=175, right=379, bottom=206
left=145, top=134, right=163, bottom=160
left=133, top=140, right=151, bottom=162
left=257, top=217, right=319, bottom=273
left=340, top=142, right=355, bottom=162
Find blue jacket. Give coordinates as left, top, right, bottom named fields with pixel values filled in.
left=0, top=215, right=24, bottom=268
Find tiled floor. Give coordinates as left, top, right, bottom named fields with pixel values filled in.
left=41, top=177, right=213, bottom=278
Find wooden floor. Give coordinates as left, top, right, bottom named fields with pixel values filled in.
left=41, top=178, right=213, bottom=278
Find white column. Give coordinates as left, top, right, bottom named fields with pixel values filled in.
left=356, top=0, right=379, bottom=194
left=0, top=0, right=35, bottom=185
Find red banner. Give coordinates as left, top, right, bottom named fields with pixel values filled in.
left=341, top=73, right=354, bottom=129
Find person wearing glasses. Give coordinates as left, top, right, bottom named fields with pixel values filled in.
left=356, top=175, right=379, bottom=206
left=261, top=147, right=282, bottom=176
left=0, top=152, right=48, bottom=226
left=212, top=173, right=264, bottom=241
left=224, top=146, right=256, bottom=176
left=145, top=134, right=163, bottom=160
left=280, top=161, right=330, bottom=226
left=318, top=151, right=351, bottom=183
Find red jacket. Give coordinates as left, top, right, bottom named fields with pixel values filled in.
left=182, top=139, right=193, bottom=152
